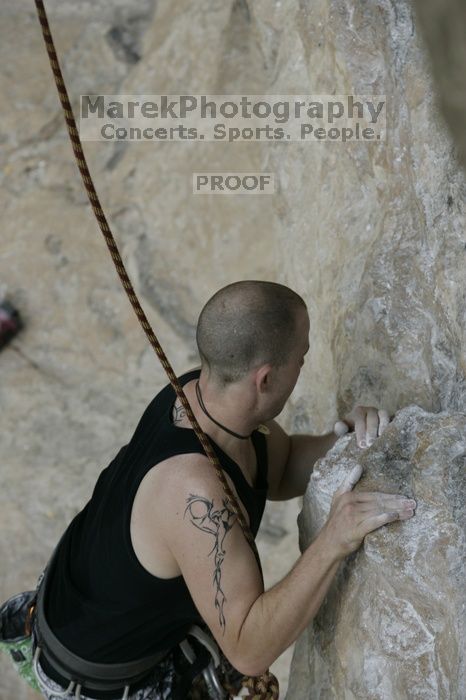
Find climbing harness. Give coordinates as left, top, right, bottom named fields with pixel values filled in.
left=30, top=531, right=170, bottom=697
left=179, top=628, right=227, bottom=700
left=23, top=1, right=281, bottom=698
left=19, top=531, right=231, bottom=699
left=32, top=622, right=229, bottom=700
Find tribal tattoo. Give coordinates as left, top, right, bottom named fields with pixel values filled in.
left=184, top=494, right=237, bottom=634
left=172, top=402, right=187, bottom=425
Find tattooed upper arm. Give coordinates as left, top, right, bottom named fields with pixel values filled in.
left=159, top=453, right=264, bottom=673
left=183, top=492, right=238, bottom=634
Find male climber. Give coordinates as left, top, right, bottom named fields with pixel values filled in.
left=32, top=280, right=416, bottom=700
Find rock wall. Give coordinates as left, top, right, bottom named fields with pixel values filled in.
left=276, top=0, right=466, bottom=697
left=411, top=0, right=466, bottom=171
left=286, top=407, right=466, bottom=699
left=1, top=0, right=466, bottom=698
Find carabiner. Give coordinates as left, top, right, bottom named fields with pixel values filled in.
left=201, top=658, right=227, bottom=699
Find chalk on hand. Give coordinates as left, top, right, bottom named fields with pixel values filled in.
left=336, top=463, right=363, bottom=495
left=334, top=420, right=350, bottom=437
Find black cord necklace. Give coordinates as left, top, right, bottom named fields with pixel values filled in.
left=195, top=380, right=251, bottom=439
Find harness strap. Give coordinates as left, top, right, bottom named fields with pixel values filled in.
left=186, top=623, right=221, bottom=668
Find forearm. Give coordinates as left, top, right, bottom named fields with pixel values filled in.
left=235, top=531, right=342, bottom=676
left=279, top=432, right=339, bottom=500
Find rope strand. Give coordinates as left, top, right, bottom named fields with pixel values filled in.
left=33, top=2, right=279, bottom=697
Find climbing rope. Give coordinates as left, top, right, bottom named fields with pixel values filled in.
left=33, top=2, right=279, bottom=698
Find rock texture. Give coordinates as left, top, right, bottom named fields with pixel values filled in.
left=411, top=0, right=466, bottom=171
left=286, top=406, right=466, bottom=700
left=1, top=0, right=466, bottom=698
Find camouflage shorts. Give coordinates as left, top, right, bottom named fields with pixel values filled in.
left=0, top=587, right=41, bottom=693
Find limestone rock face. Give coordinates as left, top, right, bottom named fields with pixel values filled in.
left=411, top=0, right=466, bottom=171
left=286, top=406, right=466, bottom=700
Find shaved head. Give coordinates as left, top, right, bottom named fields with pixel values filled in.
left=196, top=280, right=307, bottom=387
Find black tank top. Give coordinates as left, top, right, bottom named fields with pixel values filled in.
left=44, top=368, right=268, bottom=666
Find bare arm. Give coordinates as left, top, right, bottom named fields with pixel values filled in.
left=237, top=464, right=416, bottom=675
left=158, top=456, right=415, bottom=677
left=277, top=432, right=339, bottom=500
left=266, top=420, right=339, bottom=501
left=236, top=528, right=342, bottom=675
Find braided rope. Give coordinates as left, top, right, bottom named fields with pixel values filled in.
left=33, top=2, right=279, bottom=697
